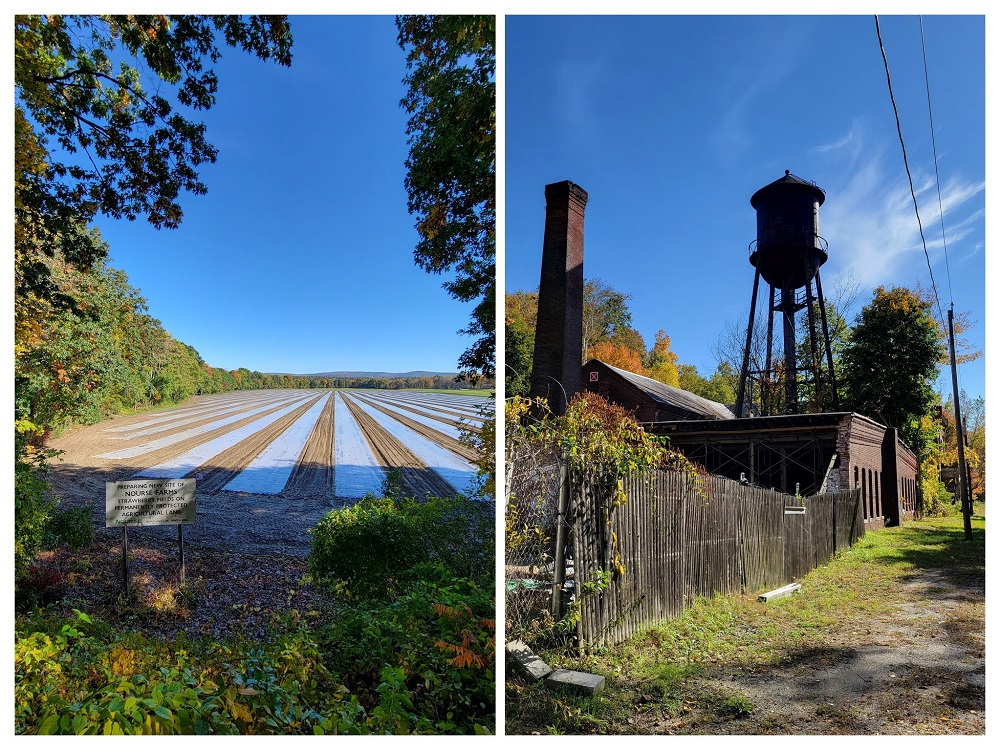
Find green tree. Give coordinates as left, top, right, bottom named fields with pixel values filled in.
left=794, top=299, right=852, bottom=412
left=397, top=15, right=495, bottom=381
left=677, top=362, right=736, bottom=405
left=840, top=286, right=945, bottom=451
left=505, top=315, right=535, bottom=399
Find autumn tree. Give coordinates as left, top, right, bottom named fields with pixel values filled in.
left=942, top=391, right=986, bottom=504
left=14, top=13, right=293, bottom=574
left=589, top=341, right=647, bottom=376
left=840, top=286, right=945, bottom=451
left=583, top=279, right=633, bottom=361
left=397, top=15, right=495, bottom=381
left=646, top=330, right=680, bottom=387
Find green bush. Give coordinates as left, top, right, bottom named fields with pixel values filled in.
left=411, top=496, right=494, bottom=588
left=14, top=430, right=58, bottom=577
left=47, top=506, right=95, bottom=550
left=309, top=496, right=425, bottom=600
left=309, top=493, right=495, bottom=601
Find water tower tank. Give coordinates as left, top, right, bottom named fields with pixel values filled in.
left=749, top=170, right=827, bottom=290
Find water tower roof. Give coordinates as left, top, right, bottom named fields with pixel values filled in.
left=750, top=170, right=826, bottom=208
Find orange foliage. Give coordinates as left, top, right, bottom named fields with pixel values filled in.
left=589, top=341, right=647, bottom=376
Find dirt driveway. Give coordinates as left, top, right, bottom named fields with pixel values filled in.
left=507, top=517, right=985, bottom=736
left=671, top=567, right=986, bottom=734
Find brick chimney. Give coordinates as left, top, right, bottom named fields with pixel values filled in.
left=528, top=180, right=588, bottom=416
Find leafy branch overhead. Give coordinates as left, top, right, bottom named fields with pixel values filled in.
left=397, top=15, right=496, bottom=380
left=14, top=14, right=292, bottom=291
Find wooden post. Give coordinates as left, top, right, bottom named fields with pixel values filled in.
left=122, top=525, right=129, bottom=596
left=551, top=452, right=569, bottom=620
left=178, top=524, right=186, bottom=586
left=947, top=306, right=973, bottom=540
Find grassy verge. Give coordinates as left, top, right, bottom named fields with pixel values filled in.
left=506, top=511, right=985, bottom=735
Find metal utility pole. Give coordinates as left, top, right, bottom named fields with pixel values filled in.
left=947, top=305, right=972, bottom=540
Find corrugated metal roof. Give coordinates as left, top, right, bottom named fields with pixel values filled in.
left=598, top=361, right=735, bottom=420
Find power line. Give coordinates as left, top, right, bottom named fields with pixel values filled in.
left=874, top=15, right=946, bottom=328
left=919, top=16, right=955, bottom=307
left=918, top=16, right=967, bottom=402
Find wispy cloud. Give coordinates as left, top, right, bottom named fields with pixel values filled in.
left=551, top=58, right=604, bottom=143
left=811, top=118, right=867, bottom=166
left=818, top=128, right=984, bottom=317
left=710, top=20, right=816, bottom=165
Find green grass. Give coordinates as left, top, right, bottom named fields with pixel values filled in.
left=506, top=513, right=985, bottom=734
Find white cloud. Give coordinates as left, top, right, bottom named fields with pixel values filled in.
left=811, top=118, right=867, bottom=167
left=818, top=137, right=984, bottom=313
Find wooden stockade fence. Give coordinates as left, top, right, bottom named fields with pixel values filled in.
left=568, top=467, right=864, bottom=648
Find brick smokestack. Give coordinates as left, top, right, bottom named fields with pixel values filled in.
left=529, top=180, right=588, bottom=416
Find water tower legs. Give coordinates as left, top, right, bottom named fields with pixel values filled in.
left=735, top=268, right=840, bottom=417
left=734, top=268, right=761, bottom=418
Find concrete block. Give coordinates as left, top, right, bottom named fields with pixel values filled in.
left=544, top=669, right=606, bottom=695
left=758, top=582, right=802, bottom=602
left=506, top=640, right=553, bottom=682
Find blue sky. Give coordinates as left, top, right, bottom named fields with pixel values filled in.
left=504, top=14, right=986, bottom=403
left=90, top=16, right=473, bottom=375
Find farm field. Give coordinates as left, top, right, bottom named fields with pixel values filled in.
left=46, top=389, right=493, bottom=556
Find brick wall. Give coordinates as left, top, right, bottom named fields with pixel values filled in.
left=838, top=414, right=886, bottom=527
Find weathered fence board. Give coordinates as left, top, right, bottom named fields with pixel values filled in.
left=569, top=467, right=864, bottom=647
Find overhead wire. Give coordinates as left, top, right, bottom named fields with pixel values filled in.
left=873, top=15, right=946, bottom=328
left=918, top=16, right=968, bottom=406
left=919, top=16, right=955, bottom=308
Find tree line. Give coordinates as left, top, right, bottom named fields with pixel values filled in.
left=506, top=277, right=984, bottom=512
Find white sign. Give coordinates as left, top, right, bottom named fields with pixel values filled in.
left=106, top=479, right=196, bottom=527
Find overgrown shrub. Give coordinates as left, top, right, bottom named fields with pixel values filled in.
left=309, top=496, right=425, bottom=600
left=309, top=493, right=494, bottom=599
left=15, top=610, right=368, bottom=735
left=14, top=427, right=59, bottom=577
left=15, top=562, right=67, bottom=611
left=412, top=495, right=494, bottom=588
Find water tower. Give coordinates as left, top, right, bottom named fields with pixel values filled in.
left=734, top=171, right=839, bottom=416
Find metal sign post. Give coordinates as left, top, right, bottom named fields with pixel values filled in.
left=122, top=525, right=129, bottom=596
left=106, top=479, right=196, bottom=592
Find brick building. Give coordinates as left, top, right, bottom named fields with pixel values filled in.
left=583, top=359, right=919, bottom=527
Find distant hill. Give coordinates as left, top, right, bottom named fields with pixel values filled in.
left=269, top=370, right=458, bottom=379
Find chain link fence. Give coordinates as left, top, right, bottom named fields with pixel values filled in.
left=504, top=435, right=564, bottom=643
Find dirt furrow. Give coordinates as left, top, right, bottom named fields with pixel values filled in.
left=341, top=394, right=455, bottom=498
left=353, top=394, right=481, bottom=462
left=363, top=395, right=484, bottom=432
left=195, top=395, right=325, bottom=493
left=285, top=393, right=335, bottom=497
